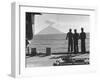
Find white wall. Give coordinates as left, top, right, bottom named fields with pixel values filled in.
left=0, top=0, right=100, bottom=80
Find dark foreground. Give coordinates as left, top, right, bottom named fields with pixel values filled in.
left=26, top=52, right=89, bottom=67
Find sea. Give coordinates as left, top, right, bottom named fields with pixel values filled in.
left=29, top=33, right=90, bottom=53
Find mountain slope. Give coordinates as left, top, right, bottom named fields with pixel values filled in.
left=37, top=26, right=63, bottom=34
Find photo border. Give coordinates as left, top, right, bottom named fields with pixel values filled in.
left=11, top=2, right=96, bottom=78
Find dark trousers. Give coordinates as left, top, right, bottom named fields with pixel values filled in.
left=68, top=40, right=73, bottom=53
left=81, top=39, right=86, bottom=53
left=74, top=40, right=78, bottom=54
left=26, top=47, right=29, bottom=54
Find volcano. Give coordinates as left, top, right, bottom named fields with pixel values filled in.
left=37, top=26, right=63, bottom=34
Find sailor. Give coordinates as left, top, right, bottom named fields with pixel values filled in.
left=73, top=29, right=79, bottom=54
left=66, top=29, right=73, bottom=53
left=80, top=28, right=86, bottom=54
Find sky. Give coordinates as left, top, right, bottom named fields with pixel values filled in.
left=32, top=13, right=90, bottom=35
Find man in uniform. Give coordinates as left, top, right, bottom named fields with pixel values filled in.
left=80, top=28, right=86, bottom=54
left=66, top=29, right=73, bottom=53
left=73, top=29, right=79, bottom=54
left=26, top=39, right=29, bottom=54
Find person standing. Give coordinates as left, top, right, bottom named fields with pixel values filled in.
left=66, top=29, right=73, bottom=53
left=80, top=28, right=86, bottom=54
left=73, top=29, right=79, bottom=54
left=26, top=39, right=29, bottom=54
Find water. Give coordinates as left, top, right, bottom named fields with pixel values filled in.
left=29, top=33, right=90, bottom=53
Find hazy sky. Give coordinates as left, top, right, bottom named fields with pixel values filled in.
left=32, top=13, right=90, bottom=35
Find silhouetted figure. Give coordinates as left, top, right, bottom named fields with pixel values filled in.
left=66, top=29, right=73, bottom=53
left=80, top=28, right=86, bottom=54
left=73, top=29, right=79, bottom=54
left=26, top=39, right=29, bottom=48
left=26, top=39, right=29, bottom=54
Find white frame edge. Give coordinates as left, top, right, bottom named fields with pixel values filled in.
left=11, top=2, right=20, bottom=78
left=11, top=2, right=97, bottom=78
